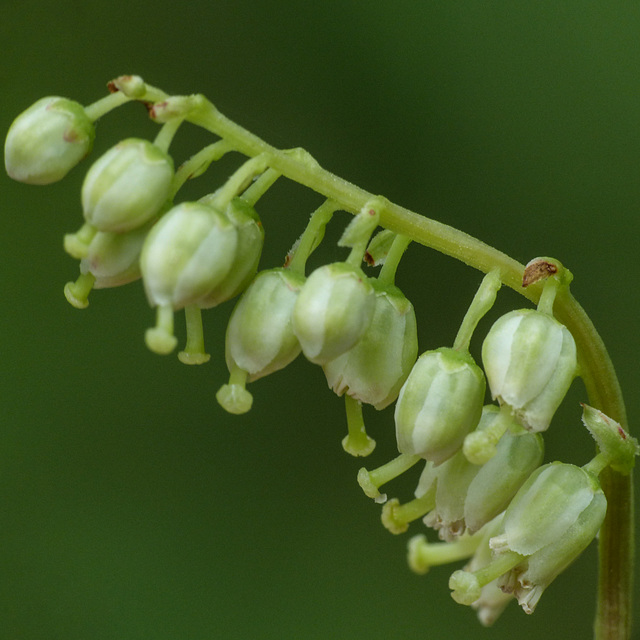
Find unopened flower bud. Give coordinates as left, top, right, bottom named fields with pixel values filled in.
left=140, top=202, right=238, bottom=311
left=5, top=97, right=95, bottom=184
left=224, top=268, right=305, bottom=382
left=82, top=138, right=174, bottom=233
left=196, top=197, right=264, bottom=308
left=322, top=280, right=418, bottom=410
left=395, top=347, right=485, bottom=465
left=292, top=262, right=375, bottom=364
left=482, top=309, right=577, bottom=432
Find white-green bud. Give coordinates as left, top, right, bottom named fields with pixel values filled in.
left=79, top=220, right=153, bottom=289
left=292, top=262, right=375, bottom=364
left=5, top=97, right=95, bottom=184
left=395, top=347, right=485, bottom=465
left=490, top=462, right=606, bottom=614
left=225, top=268, right=305, bottom=381
left=140, top=202, right=238, bottom=310
left=82, top=138, right=174, bottom=233
left=196, top=197, right=264, bottom=308
left=322, top=280, right=418, bottom=410
left=482, top=309, right=577, bottom=432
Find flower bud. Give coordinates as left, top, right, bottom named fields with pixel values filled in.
left=140, top=202, right=237, bottom=311
left=395, top=348, right=485, bottom=465
left=490, top=462, right=607, bottom=614
left=195, top=197, right=264, bottom=308
left=79, top=220, right=153, bottom=289
left=292, top=262, right=375, bottom=364
left=224, top=268, right=305, bottom=382
left=82, top=138, right=174, bottom=233
left=322, top=280, right=418, bottom=410
left=5, top=97, right=95, bottom=184
left=482, top=309, right=577, bottom=432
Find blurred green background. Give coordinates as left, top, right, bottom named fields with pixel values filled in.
left=1, top=2, right=638, bottom=639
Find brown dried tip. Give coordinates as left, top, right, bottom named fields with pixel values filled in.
left=522, top=258, right=559, bottom=288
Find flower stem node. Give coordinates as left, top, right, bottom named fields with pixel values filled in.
left=395, top=348, right=485, bottom=465
left=292, top=262, right=375, bottom=364
left=5, top=97, right=95, bottom=184
left=482, top=309, right=577, bottom=432
left=82, top=138, right=174, bottom=233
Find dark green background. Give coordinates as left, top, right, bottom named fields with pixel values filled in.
left=1, top=3, right=638, bottom=639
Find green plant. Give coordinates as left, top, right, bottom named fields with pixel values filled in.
left=4, top=74, right=637, bottom=639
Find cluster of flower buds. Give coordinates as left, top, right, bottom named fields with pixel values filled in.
left=5, top=77, right=637, bottom=629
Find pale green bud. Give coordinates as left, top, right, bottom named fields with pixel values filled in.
left=490, top=462, right=605, bottom=558
left=503, top=485, right=606, bottom=614
left=419, top=406, right=543, bottom=539
left=322, top=281, right=418, bottom=410
left=140, top=202, right=237, bottom=310
left=395, top=348, right=485, bottom=465
left=225, top=268, right=305, bottom=381
left=82, top=138, right=174, bottom=233
left=5, top=97, right=95, bottom=184
left=292, top=262, right=375, bottom=364
left=482, top=309, right=577, bottom=432
left=79, top=220, right=153, bottom=288
left=195, top=198, right=264, bottom=308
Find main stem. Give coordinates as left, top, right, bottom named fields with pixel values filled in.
left=139, top=85, right=632, bottom=639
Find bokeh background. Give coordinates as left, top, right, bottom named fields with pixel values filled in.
left=1, top=3, right=638, bottom=639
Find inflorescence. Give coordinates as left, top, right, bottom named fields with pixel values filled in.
left=4, top=75, right=638, bottom=627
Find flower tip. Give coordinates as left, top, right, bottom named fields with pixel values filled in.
left=407, top=535, right=431, bottom=574
left=381, top=498, right=409, bottom=535
left=64, top=281, right=89, bottom=309
left=463, top=430, right=498, bottom=465
left=449, top=570, right=482, bottom=606
left=216, top=384, right=253, bottom=415
left=177, top=350, right=211, bottom=365
left=342, top=432, right=376, bottom=457
left=356, top=467, right=386, bottom=502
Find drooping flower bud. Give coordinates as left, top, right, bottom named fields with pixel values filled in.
left=81, top=138, right=174, bottom=233
left=140, top=201, right=238, bottom=311
left=5, top=97, right=95, bottom=184
left=224, top=268, right=305, bottom=381
left=481, top=309, right=577, bottom=432
left=292, top=262, right=375, bottom=364
left=395, top=347, right=485, bottom=465
left=416, top=406, right=544, bottom=539
left=217, top=268, right=305, bottom=414
left=195, top=197, right=264, bottom=308
left=322, top=280, right=418, bottom=410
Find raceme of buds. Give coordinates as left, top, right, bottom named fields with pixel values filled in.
left=196, top=197, right=264, bottom=309
left=140, top=201, right=238, bottom=311
left=395, top=347, right=486, bottom=465
left=5, top=96, right=95, bottom=184
left=482, top=309, right=577, bottom=432
left=82, top=138, right=174, bottom=233
left=415, top=406, right=544, bottom=540
left=322, top=280, right=418, bottom=410
left=224, top=268, right=305, bottom=382
left=292, top=262, right=375, bottom=365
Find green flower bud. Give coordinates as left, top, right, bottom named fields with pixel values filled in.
left=490, top=462, right=606, bottom=614
left=5, top=97, right=95, bottom=184
left=491, top=462, right=604, bottom=558
left=140, top=202, right=238, bottom=311
left=292, top=262, right=375, bottom=364
left=224, top=268, right=305, bottom=382
left=322, top=280, right=418, bottom=410
left=482, top=309, right=577, bottom=432
left=82, top=138, right=174, bottom=233
left=78, top=220, right=153, bottom=289
left=395, top=347, right=485, bottom=465
left=196, top=198, right=264, bottom=308
left=417, top=406, right=543, bottom=540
